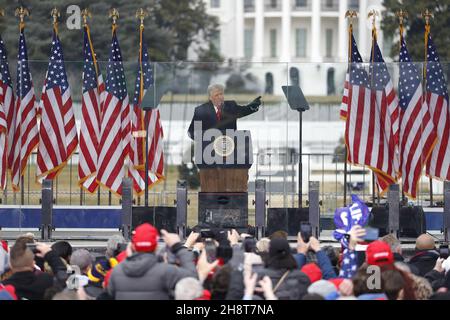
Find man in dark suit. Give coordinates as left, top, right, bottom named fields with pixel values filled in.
left=188, top=84, right=261, bottom=140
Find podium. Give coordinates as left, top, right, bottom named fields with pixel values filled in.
left=199, top=168, right=248, bottom=192
left=194, top=130, right=253, bottom=228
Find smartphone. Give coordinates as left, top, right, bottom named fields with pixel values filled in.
left=300, top=222, right=312, bottom=243
left=439, top=243, right=449, bottom=259
left=204, top=239, right=217, bottom=263
left=363, top=227, right=379, bottom=242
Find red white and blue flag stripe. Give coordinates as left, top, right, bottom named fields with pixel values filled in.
left=37, top=28, right=78, bottom=181
left=425, top=34, right=450, bottom=181
left=78, top=25, right=105, bottom=193
left=398, top=39, right=437, bottom=198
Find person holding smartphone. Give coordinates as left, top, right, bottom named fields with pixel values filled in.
left=294, top=229, right=337, bottom=280
left=1, top=239, right=67, bottom=300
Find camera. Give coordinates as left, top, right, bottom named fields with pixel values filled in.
left=204, top=239, right=217, bottom=263
left=300, top=222, right=312, bottom=243
left=200, top=229, right=215, bottom=240
left=439, top=243, right=449, bottom=259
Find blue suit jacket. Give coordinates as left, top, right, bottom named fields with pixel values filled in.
left=187, top=100, right=257, bottom=139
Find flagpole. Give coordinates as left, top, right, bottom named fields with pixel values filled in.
left=109, top=8, right=129, bottom=184
left=396, top=9, right=407, bottom=206
left=422, top=9, right=434, bottom=207
left=82, top=8, right=102, bottom=200
left=368, top=10, right=379, bottom=207
left=15, top=7, right=29, bottom=202
left=344, top=10, right=357, bottom=206
left=136, top=8, right=149, bottom=207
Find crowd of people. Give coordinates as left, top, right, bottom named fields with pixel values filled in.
left=0, top=223, right=449, bottom=300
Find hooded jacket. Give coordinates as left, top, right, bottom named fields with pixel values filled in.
left=107, top=244, right=196, bottom=300
left=408, top=250, right=439, bottom=277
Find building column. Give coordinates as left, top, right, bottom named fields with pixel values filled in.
left=311, top=0, right=322, bottom=62
left=338, top=0, right=348, bottom=61
left=358, top=0, right=368, bottom=59
left=235, top=0, right=244, bottom=60
left=280, top=0, right=292, bottom=62
left=253, top=0, right=265, bottom=62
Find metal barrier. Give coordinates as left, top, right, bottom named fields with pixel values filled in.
left=1, top=151, right=446, bottom=215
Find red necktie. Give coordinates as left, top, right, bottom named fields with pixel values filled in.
left=216, top=105, right=222, bottom=121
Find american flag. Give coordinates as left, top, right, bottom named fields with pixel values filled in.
left=96, top=27, right=130, bottom=195
left=37, top=29, right=78, bottom=181
left=0, top=92, right=6, bottom=190
left=10, top=27, right=39, bottom=191
left=398, top=39, right=437, bottom=198
left=425, top=34, right=450, bottom=181
left=78, top=25, right=105, bottom=193
left=368, top=37, right=400, bottom=192
left=344, top=34, right=396, bottom=192
left=340, top=72, right=349, bottom=120
left=129, top=28, right=164, bottom=194
left=0, top=36, right=13, bottom=190
left=0, top=106, right=6, bottom=189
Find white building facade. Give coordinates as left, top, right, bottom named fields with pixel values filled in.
left=203, top=0, right=387, bottom=95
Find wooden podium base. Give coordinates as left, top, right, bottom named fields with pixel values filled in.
left=199, top=168, right=248, bottom=192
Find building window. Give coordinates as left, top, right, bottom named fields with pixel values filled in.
left=295, top=28, right=307, bottom=57
left=211, top=30, right=221, bottom=52
left=325, top=0, right=334, bottom=8
left=325, top=28, right=333, bottom=58
left=265, top=0, right=280, bottom=10
left=265, top=72, right=274, bottom=94
left=210, top=0, right=220, bottom=8
left=244, top=0, right=255, bottom=12
left=270, top=29, right=277, bottom=58
left=295, top=0, right=307, bottom=7
left=244, top=29, right=254, bottom=58
left=349, top=0, right=359, bottom=10
left=289, top=67, right=300, bottom=87
left=327, top=67, right=336, bottom=95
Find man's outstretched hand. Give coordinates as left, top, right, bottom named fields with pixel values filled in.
left=247, top=96, right=262, bottom=111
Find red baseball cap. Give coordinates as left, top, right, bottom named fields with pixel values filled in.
left=366, top=240, right=394, bottom=266
left=132, top=223, right=159, bottom=253
left=301, top=263, right=322, bottom=283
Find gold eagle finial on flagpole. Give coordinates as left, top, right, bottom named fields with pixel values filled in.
left=81, top=8, right=92, bottom=27
left=15, top=6, right=30, bottom=29
left=136, top=8, right=148, bottom=27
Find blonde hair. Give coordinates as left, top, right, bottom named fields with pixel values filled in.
left=207, top=84, right=225, bottom=97
left=256, top=238, right=270, bottom=253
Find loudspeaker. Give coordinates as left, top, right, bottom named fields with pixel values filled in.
left=368, top=206, right=426, bottom=237
left=266, top=208, right=309, bottom=236
left=198, top=192, right=248, bottom=228
left=132, top=206, right=177, bottom=233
